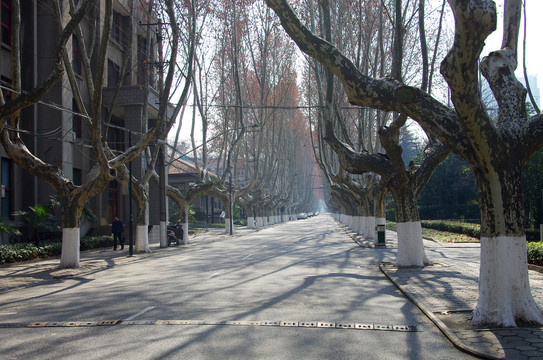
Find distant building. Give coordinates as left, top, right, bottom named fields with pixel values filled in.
left=168, top=159, right=223, bottom=224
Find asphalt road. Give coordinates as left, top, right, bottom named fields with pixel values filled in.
left=0, top=215, right=476, bottom=359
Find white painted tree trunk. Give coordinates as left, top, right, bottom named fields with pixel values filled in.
left=364, top=217, right=376, bottom=240
left=391, top=189, right=430, bottom=267
left=247, top=216, right=255, bottom=229
left=135, top=225, right=150, bottom=252
left=353, top=216, right=360, bottom=234
left=256, top=217, right=263, bottom=228
left=473, top=236, right=543, bottom=327
left=160, top=221, right=167, bottom=248
left=358, top=216, right=366, bottom=236
left=60, top=228, right=80, bottom=268
left=225, top=218, right=232, bottom=234
left=395, top=221, right=427, bottom=267
left=136, top=199, right=150, bottom=252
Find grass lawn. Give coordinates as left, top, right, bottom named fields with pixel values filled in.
left=386, top=221, right=480, bottom=243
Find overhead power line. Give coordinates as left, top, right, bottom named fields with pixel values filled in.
left=186, top=103, right=371, bottom=110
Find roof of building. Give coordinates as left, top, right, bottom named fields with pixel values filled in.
left=168, top=158, right=218, bottom=179
left=169, top=159, right=199, bottom=175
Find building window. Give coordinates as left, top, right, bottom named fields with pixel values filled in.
left=72, top=36, right=82, bottom=75
left=1, top=0, right=10, bottom=46
left=72, top=99, right=82, bottom=138
left=111, top=11, right=122, bottom=44
left=1, top=158, right=12, bottom=220
left=73, top=168, right=82, bottom=186
left=108, top=60, right=120, bottom=87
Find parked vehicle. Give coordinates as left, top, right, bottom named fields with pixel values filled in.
left=297, top=213, right=308, bottom=220
left=167, top=224, right=184, bottom=246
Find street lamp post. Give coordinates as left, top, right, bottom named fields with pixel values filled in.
left=128, top=130, right=134, bottom=256
left=229, top=172, right=233, bottom=235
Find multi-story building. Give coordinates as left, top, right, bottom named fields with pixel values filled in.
left=0, top=0, right=168, bottom=243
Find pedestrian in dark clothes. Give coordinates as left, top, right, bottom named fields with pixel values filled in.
left=112, top=215, right=125, bottom=250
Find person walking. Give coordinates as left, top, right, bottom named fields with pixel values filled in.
left=112, top=215, right=125, bottom=250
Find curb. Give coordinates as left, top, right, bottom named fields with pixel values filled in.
left=379, top=263, right=500, bottom=360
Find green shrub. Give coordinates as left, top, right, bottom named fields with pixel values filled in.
left=527, top=242, right=543, bottom=266
left=0, top=235, right=113, bottom=264
left=80, top=235, right=113, bottom=251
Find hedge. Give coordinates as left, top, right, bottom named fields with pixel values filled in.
left=527, top=242, right=543, bottom=266
left=0, top=235, right=113, bottom=265
left=420, top=220, right=480, bottom=238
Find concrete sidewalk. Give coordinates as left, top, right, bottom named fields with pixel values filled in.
left=339, top=223, right=543, bottom=360
left=0, top=226, right=254, bottom=293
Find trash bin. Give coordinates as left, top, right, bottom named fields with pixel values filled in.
left=375, top=224, right=386, bottom=247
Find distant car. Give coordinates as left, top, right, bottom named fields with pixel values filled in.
left=297, top=213, right=308, bottom=220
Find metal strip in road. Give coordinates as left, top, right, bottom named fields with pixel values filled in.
left=0, top=319, right=417, bottom=332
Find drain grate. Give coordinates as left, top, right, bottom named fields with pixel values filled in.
left=317, top=322, right=335, bottom=328
left=356, top=323, right=374, bottom=330
left=0, top=319, right=417, bottom=332
left=97, top=320, right=120, bottom=326
left=280, top=321, right=298, bottom=327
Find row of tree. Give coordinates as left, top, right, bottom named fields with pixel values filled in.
left=166, top=0, right=321, bottom=240
left=264, top=0, right=543, bottom=328
left=0, top=0, right=320, bottom=267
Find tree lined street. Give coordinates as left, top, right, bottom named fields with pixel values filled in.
left=2, top=2, right=543, bottom=355
left=0, top=215, right=479, bottom=359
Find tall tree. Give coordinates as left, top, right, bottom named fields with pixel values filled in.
left=266, top=0, right=543, bottom=327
